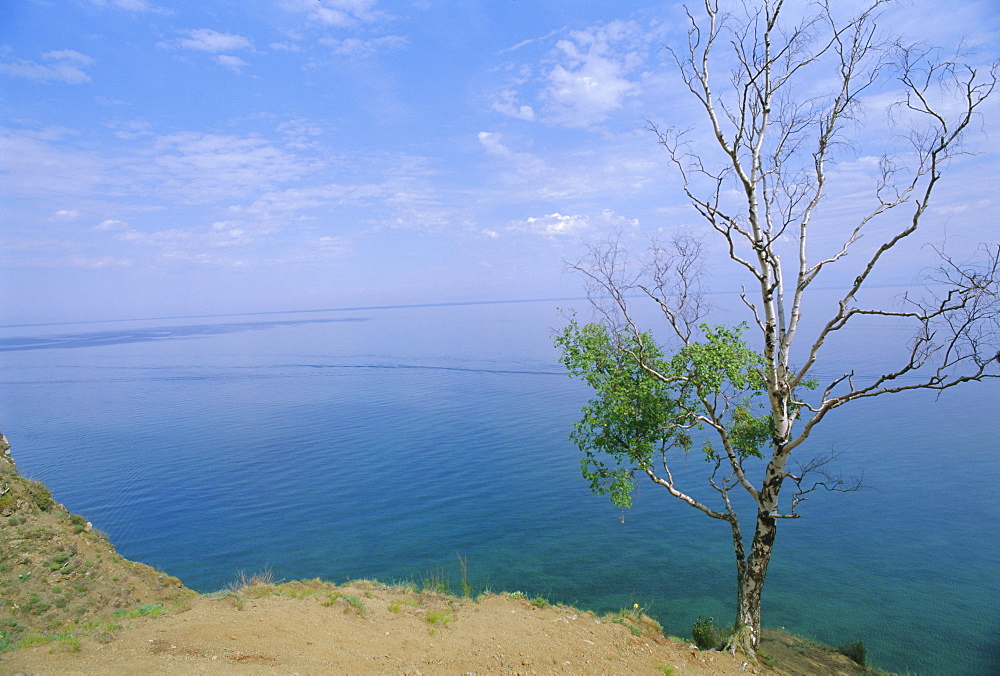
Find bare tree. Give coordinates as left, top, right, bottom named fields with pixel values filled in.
left=557, top=0, right=999, bottom=660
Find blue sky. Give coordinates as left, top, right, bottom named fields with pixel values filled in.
left=1, top=0, right=998, bottom=324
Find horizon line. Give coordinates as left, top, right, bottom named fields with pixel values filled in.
left=0, top=296, right=591, bottom=330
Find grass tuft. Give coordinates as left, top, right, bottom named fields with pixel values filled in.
left=420, top=568, right=451, bottom=595
left=425, top=610, right=454, bottom=626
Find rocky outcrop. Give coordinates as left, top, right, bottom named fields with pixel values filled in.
left=0, top=430, right=14, bottom=470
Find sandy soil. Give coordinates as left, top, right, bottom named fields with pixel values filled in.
left=2, top=581, right=763, bottom=675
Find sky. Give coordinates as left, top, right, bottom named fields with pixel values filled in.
left=1, top=0, right=998, bottom=324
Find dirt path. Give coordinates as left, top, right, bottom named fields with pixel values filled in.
left=2, top=581, right=760, bottom=675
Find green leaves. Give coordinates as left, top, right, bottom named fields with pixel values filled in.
left=555, top=317, right=770, bottom=507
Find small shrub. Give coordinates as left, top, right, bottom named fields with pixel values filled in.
left=692, top=615, right=719, bottom=650
left=837, top=640, right=867, bottom=666
left=530, top=596, right=550, bottom=609
left=655, top=666, right=676, bottom=675
left=229, top=567, right=274, bottom=592
left=24, top=480, right=54, bottom=511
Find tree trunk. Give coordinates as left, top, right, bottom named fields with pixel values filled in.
left=727, top=511, right=777, bottom=660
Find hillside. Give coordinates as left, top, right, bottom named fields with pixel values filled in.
left=0, top=432, right=194, bottom=652
left=0, top=434, right=873, bottom=674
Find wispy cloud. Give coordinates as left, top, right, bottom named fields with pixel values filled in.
left=476, top=130, right=658, bottom=204
left=0, top=50, right=94, bottom=84
left=150, top=131, right=323, bottom=202
left=215, top=54, right=248, bottom=72
left=88, top=0, right=160, bottom=12
left=173, top=28, right=252, bottom=52
left=70, top=255, right=133, bottom=269
left=320, top=35, right=406, bottom=58
left=0, top=127, right=109, bottom=196
left=491, top=88, right=535, bottom=121
left=282, top=0, right=384, bottom=27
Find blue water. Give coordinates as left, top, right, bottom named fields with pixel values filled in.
left=1, top=298, right=997, bottom=675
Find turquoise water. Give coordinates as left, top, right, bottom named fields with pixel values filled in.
left=1, top=299, right=997, bottom=674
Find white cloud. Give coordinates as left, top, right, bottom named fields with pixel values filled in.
left=54, top=209, right=80, bottom=220
left=541, top=21, right=644, bottom=128
left=0, top=127, right=108, bottom=196
left=491, top=88, right=536, bottom=121
left=477, top=131, right=513, bottom=157
left=92, top=219, right=129, bottom=232
left=174, top=29, right=252, bottom=52
left=151, top=131, right=322, bottom=201
left=88, top=0, right=159, bottom=11
left=320, top=35, right=406, bottom=57
left=277, top=119, right=324, bottom=149
left=282, top=0, right=382, bottom=26
left=70, top=256, right=132, bottom=268
left=215, top=54, right=248, bottom=71
left=0, top=50, right=94, bottom=84
left=514, top=212, right=591, bottom=237
left=491, top=19, right=650, bottom=129
left=44, top=50, right=94, bottom=64
left=509, top=209, right=639, bottom=238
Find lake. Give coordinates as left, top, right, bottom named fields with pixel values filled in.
left=1, top=296, right=997, bottom=675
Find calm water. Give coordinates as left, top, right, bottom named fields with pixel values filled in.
left=1, top=298, right=997, bottom=675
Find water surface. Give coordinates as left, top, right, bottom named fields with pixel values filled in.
left=1, top=298, right=996, bottom=674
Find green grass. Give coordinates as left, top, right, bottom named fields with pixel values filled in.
left=425, top=610, right=454, bottom=626
left=388, top=597, right=419, bottom=613
left=112, top=603, right=164, bottom=620
left=605, top=604, right=663, bottom=639
left=420, top=569, right=451, bottom=595
left=342, top=594, right=366, bottom=616
left=456, top=553, right=472, bottom=598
